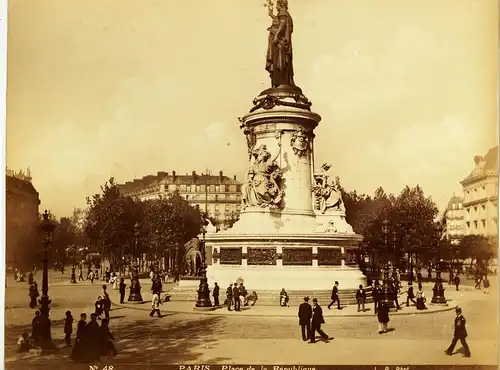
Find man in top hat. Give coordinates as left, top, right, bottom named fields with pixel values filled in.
left=445, top=307, right=471, bottom=357
left=298, top=297, right=312, bottom=341
left=310, top=298, right=329, bottom=343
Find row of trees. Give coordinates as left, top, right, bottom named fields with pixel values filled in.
left=83, top=178, right=202, bottom=273
left=14, top=178, right=495, bottom=277
left=341, top=185, right=497, bottom=274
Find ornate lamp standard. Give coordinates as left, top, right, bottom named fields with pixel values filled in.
left=39, top=210, right=56, bottom=350
left=66, top=245, right=77, bottom=284
left=128, top=222, right=143, bottom=302
left=382, top=219, right=395, bottom=308
left=195, top=215, right=213, bottom=309
left=431, top=258, right=447, bottom=304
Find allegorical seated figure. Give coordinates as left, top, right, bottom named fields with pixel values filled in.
left=280, top=288, right=289, bottom=307
left=241, top=143, right=283, bottom=209
left=312, top=164, right=345, bottom=214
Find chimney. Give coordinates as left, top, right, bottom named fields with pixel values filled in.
left=172, top=170, right=176, bottom=178
left=192, top=171, right=196, bottom=181
left=157, top=171, right=166, bottom=177
left=219, top=171, right=223, bottom=179
left=233, top=175, right=236, bottom=180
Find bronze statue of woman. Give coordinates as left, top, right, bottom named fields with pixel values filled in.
left=265, top=0, right=295, bottom=88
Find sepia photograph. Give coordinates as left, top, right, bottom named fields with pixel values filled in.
left=3, top=0, right=499, bottom=368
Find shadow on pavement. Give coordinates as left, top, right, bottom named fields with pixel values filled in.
left=5, top=315, right=226, bottom=365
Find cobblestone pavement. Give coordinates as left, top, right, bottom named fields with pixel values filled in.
left=4, top=272, right=498, bottom=367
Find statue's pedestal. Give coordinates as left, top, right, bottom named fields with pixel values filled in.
left=203, top=86, right=366, bottom=299
left=178, top=276, right=200, bottom=289
left=206, top=232, right=365, bottom=291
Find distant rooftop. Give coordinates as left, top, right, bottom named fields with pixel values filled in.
left=462, top=146, right=498, bottom=183
left=118, top=170, right=241, bottom=194
left=6, top=167, right=32, bottom=183
left=447, top=194, right=463, bottom=207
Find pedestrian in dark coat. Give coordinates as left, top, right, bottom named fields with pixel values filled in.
left=83, top=313, right=101, bottom=363
left=392, top=279, right=401, bottom=310
left=406, top=282, right=416, bottom=306
left=310, top=298, right=329, bottom=343
left=298, top=297, right=312, bottom=341
left=327, top=281, right=341, bottom=310
left=373, top=280, right=382, bottom=314
left=101, top=285, right=111, bottom=319
left=454, top=275, right=461, bottom=291
left=445, top=307, right=471, bottom=357
left=94, top=297, right=103, bottom=318
left=232, top=282, right=241, bottom=311
left=63, top=310, right=74, bottom=346
left=70, top=313, right=87, bottom=362
left=28, top=272, right=34, bottom=285
left=119, top=278, right=126, bottom=304
left=356, top=285, right=366, bottom=312
left=377, top=301, right=390, bottom=334
left=29, top=282, right=39, bottom=308
left=31, top=311, right=41, bottom=345
left=99, top=318, right=118, bottom=357
left=226, top=283, right=233, bottom=311
left=212, top=282, right=220, bottom=307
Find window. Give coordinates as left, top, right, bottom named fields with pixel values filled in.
left=466, top=221, right=470, bottom=228
left=482, top=220, right=486, bottom=228
left=473, top=221, right=478, bottom=228
left=215, top=195, right=219, bottom=202
left=215, top=185, right=220, bottom=193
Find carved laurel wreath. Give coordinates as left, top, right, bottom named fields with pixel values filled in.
left=250, top=94, right=312, bottom=113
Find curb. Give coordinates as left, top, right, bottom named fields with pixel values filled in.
left=109, top=297, right=457, bottom=318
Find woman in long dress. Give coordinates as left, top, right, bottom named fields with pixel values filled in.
left=416, top=284, right=427, bottom=310
left=112, top=275, right=118, bottom=290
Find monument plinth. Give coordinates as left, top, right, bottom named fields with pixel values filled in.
left=205, top=0, right=366, bottom=293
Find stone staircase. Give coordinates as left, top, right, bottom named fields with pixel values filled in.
left=168, top=286, right=374, bottom=306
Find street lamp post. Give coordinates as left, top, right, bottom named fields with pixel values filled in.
left=431, top=258, right=447, bottom=304
left=382, top=219, right=395, bottom=309
left=39, top=210, right=56, bottom=350
left=195, top=215, right=213, bottom=309
left=69, top=245, right=77, bottom=284
left=128, top=222, right=143, bottom=302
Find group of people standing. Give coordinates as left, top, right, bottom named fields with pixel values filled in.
left=220, top=282, right=258, bottom=311
left=69, top=312, right=117, bottom=363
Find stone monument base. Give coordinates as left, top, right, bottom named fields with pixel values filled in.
left=207, top=264, right=366, bottom=291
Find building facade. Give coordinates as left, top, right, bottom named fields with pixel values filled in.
left=6, top=167, right=41, bottom=268
left=118, top=171, right=242, bottom=225
left=461, top=146, right=498, bottom=237
left=440, top=195, right=465, bottom=244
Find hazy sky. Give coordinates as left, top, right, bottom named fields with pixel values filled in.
left=6, top=0, right=498, bottom=217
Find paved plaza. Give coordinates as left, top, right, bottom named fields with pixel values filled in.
left=4, top=271, right=499, bottom=367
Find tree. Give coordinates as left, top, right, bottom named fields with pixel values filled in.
left=84, top=178, right=139, bottom=270
left=162, top=192, right=202, bottom=272
left=51, top=217, right=76, bottom=264
left=458, top=234, right=497, bottom=272
left=223, top=211, right=240, bottom=229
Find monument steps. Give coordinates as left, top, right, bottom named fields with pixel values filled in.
left=167, top=287, right=374, bottom=306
